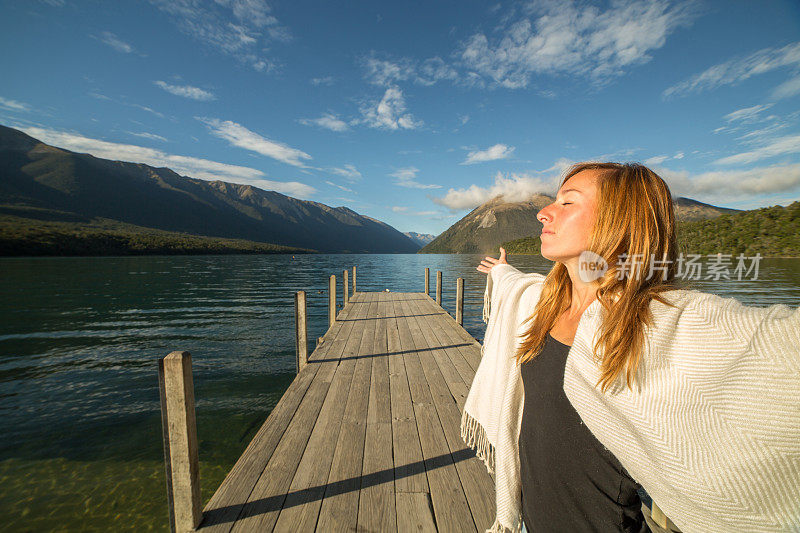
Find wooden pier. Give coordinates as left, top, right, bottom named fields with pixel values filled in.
left=159, top=269, right=495, bottom=532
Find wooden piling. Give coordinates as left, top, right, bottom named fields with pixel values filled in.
left=352, top=266, right=357, bottom=293
left=158, top=351, right=201, bottom=533
left=456, top=277, right=464, bottom=326
left=295, top=291, right=308, bottom=373
left=329, top=274, right=336, bottom=327
left=435, top=270, right=442, bottom=306
left=343, top=269, right=349, bottom=305
left=424, top=267, right=429, bottom=296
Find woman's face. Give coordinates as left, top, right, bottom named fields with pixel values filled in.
left=537, top=170, right=600, bottom=264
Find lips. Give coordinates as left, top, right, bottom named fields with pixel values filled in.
left=541, top=230, right=554, bottom=235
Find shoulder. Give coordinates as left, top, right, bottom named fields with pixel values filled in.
left=645, top=288, right=800, bottom=350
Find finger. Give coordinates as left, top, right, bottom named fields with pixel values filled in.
left=499, top=247, right=507, bottom=261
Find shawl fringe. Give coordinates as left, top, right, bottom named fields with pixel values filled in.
left=460, top=409, right=495, bottom=475
left=486, top=517, right=521, bottom=533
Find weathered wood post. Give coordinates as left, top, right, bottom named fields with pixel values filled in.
left=343, top=269, right=349, bottom=306
left=436, top=270, right=442, bottom=306
left=158, top=351, right=201, bottom=533
left=329, top=274, right=336, bottom=327
left=456, top=277, right=464, bottom=326
left=352, top=266, right=357, bottom=294
left=295, top=291, right=308, bottom=373
left=424, top=267, right=430, bottom=296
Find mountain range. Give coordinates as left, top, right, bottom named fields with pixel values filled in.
left=0, top=125, right=419, bottom=254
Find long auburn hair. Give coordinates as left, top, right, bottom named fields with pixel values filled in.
left=515, top=162, right=683, bottom=392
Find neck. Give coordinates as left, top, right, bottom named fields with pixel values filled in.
left=563, top=260, right=599, bottom=319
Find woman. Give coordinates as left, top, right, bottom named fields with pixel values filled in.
left=461, top=162, right=800, bottom=533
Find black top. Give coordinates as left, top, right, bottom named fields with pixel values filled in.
left=518, top=333, right=649, bottom=533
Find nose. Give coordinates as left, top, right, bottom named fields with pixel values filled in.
left=537, top=204, right=552, bottom=224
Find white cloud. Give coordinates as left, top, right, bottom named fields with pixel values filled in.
left=97, top=31, right=134, bottom=53
left=325, top=180, right=353, bottom=193
left=154, top=81, right=215, bottom=101
left=247, top=179, right=315, bottom=198
left=462, top=143, right=515, bottom=164
left=772, top=74, right=800, bottom=100
left=363, top=56, right=415, bottom=86
left=713, top=134, right=800, bottom=166
left=311, top=76, right=335, bottom=86
left=21, top=125, right=315, bottom=198
left=151, top=0, right=288, bottom=72
left=460, top=0, right=695, bottom=89
left=0, top=96, right=30, bottom=112
left=389, top=167, right=440, bottom=189
left=645, top=155, right=669, bottom=165
left=433, top=171, right=553, bottom=210
left=658, top=163, right=800, bottom=199
left=664, top=41, right=800, bottom=98
left=198, top=117, right=312, bottom=167
left=360, top=87, right=422, bottom=130
left=329, top=164, right=361, bottom=182
left=362, top=54, right=459, bottom=87
left=724, top=104, right=773, bottom=123
left=128, top=131, right=168, bottom=142
left=299, top=112, right=349, bottom=132
left=391, top=206, right=408, bottom=213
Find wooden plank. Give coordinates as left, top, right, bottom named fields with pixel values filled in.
left=357, top=293, right=397, bottom=532
left=422, top=293, right=483, bottom=372
left=269, top=293, right=377, bottom=532
left=409, top=297, right=476, bottom=410
left=395, top=296, right=476, bottom=533
left=387, top=294, right=428, bottom=495
left=313, top=292, right=378, bottom=531
left=405, top=296, right=495, bottom=531
left=216, top=290, right=372, bottom=531
left=200, top=297, right=364, bottom=532
left=396, top=492, right=437, bottom=532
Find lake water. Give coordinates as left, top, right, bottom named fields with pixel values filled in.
left=2, top=254, right=799, bottom=532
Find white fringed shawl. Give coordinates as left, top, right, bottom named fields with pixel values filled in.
left=461, top=263, right=800, bottom=533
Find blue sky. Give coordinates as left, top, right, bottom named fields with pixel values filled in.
left=1, top=0, right=800, bottom=236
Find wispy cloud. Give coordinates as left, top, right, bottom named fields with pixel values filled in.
left=22, top=125, right=315, bottom=198
left=359, top=87, right=422, bottom=130
left=713, top=134, right=800, bottom=166
left=362, top=54, right=458, bottom=87
left=151, top=0, right=289, bottom=72
left=154, top=81, right=215, bottom=101
left=724, top=104, right=774, bottom=123
left=391, top=206, right=408, bottom=213
left=0, top=96, right=30, bottom=112
left=198, top=117, right=312, bottom=167
left=433, top=171, right=552, bottom=211
left=644, top=155, right=669, bottom=165
left=462, top=143, right=515, bottom=164
left=329, top=164, right=361, bottom=182
left=389, top=167, right=440, bottom=189
left=772, top=74, right=800, bottom=100
left=128, top=131, right=168, bottom=142
left=325, top=180, right=353, bottom=193
left=311, top=76, right=335, bottom=86
left=299, top=112, right=349, bottom=132
left=664, top=41, right=800, bottom=98
left=95, top=31, right=135, bottom=54
left=460, top=0, right=696, bottom=89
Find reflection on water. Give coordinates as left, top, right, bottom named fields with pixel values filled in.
left=1, top=254, right=798, bottom=531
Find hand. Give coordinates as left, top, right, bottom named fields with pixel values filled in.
left=477, top=247, right=508, bottom=274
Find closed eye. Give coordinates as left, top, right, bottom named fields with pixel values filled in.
left=561, top=202, right=572, bottom=205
